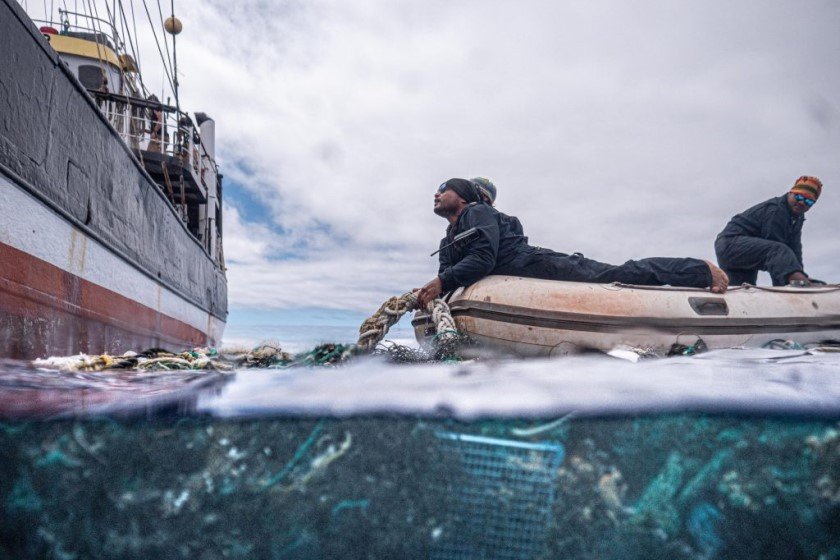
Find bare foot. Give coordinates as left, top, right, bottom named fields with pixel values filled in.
left=786, top=271, right=811, bottom=287
left=705, top=260, right=729, bottom=293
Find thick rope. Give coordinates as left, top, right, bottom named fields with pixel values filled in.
left=429, top=299, right=457, bottom=343
left=356, top=292, right=419, bottom=352
left=356, top=293, right=460, bottom=352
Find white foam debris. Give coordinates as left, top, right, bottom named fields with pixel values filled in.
left=33, top=354, right=94, bottom=371
left=607, top=347, right=643, bottom=362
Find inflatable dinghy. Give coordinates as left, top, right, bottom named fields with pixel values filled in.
left=412, top=276, right=840, bottom=357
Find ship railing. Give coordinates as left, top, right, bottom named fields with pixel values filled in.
left=92, top=92, right=223, bottom=262
left=34, top=9, right=121, bottom=52
left=37, top=11, right=218, bottom=192
left=90, top=91, right=215, bottom=186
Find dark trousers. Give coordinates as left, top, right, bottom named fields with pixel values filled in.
left=498, top=249, right=712, bottom=288
left=714, top=236, right=801, bottom=286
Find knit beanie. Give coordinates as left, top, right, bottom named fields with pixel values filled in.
left=471, top=177, right=497, bottom=205
left=790, top=176, right=822, bottom=200
left=442, top=178, right=481, bottom=204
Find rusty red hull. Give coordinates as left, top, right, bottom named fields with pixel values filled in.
left=0, top=240, right=215, bottom=360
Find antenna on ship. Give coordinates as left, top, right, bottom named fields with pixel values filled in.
left=163, top=3, right=182, bottom=115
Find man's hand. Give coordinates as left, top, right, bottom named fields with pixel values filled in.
left=416, top=276, right=443, bottom=309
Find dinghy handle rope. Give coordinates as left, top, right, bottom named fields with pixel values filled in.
left=749, top=284, right=840, bottom=293
left=603, top=282, right=840, bottom=293
left=602, top=283, right=718, bottom=292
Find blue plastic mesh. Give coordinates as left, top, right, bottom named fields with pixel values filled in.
left=432, top=431, right=565, bottom=560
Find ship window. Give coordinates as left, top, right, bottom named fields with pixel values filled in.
left=78, top=65, right=104, bottom=90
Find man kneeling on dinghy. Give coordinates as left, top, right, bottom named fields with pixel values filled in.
left=715, top=176, right=823, bottom=287
left=415, top=178, right=728, bottom=308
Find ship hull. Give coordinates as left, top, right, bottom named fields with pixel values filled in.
left=1, top=172, right=224, bottom=358
left=1, top=0, right=227, bottom=359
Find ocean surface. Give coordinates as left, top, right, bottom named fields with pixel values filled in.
left=1, top=322, right=839, bottom=559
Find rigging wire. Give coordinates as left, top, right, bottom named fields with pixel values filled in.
left=154, top=0, right=175, bottom=103
left=83, top=0, right=109, bottom=79
left=117, top=0, right=145, bottom=93
left=115, top=0, right=129, bottom=53
left=103, top=0, right=128, bottom=94
left=169, top=0, right=179, bottom=112
left=103, top=0, right=117, bottom=43
left=128, top=0, right=145, bottom=93
left=87, top=0, right=107, bottom=42
left=140, top=0, right=176, bottom=98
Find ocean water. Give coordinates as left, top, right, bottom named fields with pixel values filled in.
left=221, top=323, right=418, bottom=354
left=1, top=325, right=839, bottom=559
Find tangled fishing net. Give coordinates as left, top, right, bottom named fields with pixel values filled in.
left=33, top=293, right=470, bottom=373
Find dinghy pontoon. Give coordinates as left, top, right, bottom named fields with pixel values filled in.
left=412, top=276, right=840, bottom=357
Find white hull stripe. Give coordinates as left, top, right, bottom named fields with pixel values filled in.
left=1, top=173, right=215, bottom=337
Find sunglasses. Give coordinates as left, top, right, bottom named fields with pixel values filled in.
left=794, top=193, right=816, bottom=207
left=437, top=183, right=449, bottom=194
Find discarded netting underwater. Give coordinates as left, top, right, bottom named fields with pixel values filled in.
left=33, top=294, right=469, bottom=372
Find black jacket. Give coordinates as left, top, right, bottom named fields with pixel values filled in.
left=716, top=194, right=804, bottom=266
left=437, top=204, right=713, bottom=290
left=436, top=203, right=532, bottom=292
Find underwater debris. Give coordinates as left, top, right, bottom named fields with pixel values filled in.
left=686, top=502, right=723, bottom=560
left=301, top=432, right=353, bottom=483
left=668, top=338, right=708, bottom=357
left=330, top=499, right=369, bottom=519
left=2, top=416, right=839, bottom=559
left=262, top=422, right=325, bottom=491
left=7, top=476, right=43, bottom=513
left=509, top=413, right=577, bottom=437
left=632, top=451, right=685, bottom=536
left=597, top=470, right=630, bottom=519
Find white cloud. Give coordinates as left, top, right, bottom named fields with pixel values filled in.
left=46, top=1, right=840, bottom=311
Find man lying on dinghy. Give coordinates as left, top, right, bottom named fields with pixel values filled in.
left=415, top=178, right=729, bottom=308
left=715, top=176, right=824, bottom=287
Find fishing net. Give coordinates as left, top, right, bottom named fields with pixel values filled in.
left=31, top=293, right=475, bottom=372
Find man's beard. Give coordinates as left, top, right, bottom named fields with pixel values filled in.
left=433, top=205, right=451, bottom=218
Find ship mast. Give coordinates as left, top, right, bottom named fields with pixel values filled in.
left=163, top=3, right=182, bottom=116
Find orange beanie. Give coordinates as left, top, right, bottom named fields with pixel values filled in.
left=790, top=176, right=822, bottom=200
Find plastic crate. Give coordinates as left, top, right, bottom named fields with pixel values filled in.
left=432, top=431, right=565, bottom=560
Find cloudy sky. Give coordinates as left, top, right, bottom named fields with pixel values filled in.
left=32, top=1, right=840, bottom=326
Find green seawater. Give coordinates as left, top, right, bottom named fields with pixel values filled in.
left=1, top=414, right=838, bottom=559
